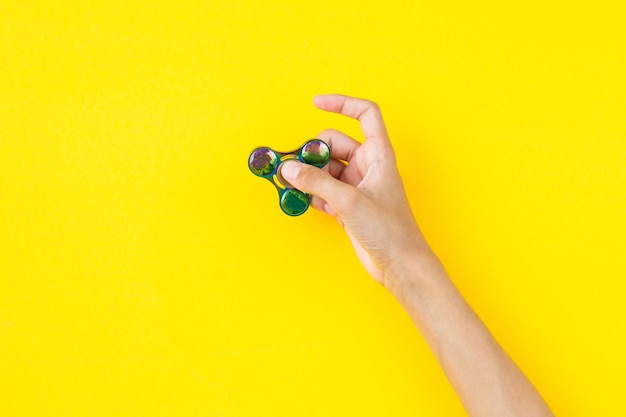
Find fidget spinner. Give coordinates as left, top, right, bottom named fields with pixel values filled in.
left=248, top=139, right=331, bottom=216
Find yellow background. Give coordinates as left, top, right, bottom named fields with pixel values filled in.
left=1, top=1, right=625, bottom=415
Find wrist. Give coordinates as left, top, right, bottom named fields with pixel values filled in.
left=383, top=243, right=448, bottom=305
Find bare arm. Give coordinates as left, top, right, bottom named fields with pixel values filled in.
left=388, top=250, right=553, bottom=417
left=280, top=94, right=554, bottom=417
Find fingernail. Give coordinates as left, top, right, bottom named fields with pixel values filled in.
left=323, top=203, right=336, bottom=216
left=281, top=161, right=300, bottom=180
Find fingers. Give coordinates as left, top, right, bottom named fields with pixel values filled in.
left=315, top=128, right=360, bottom=162
left=313, top=94, right=389, bottom=142
left=309, top=158, right=355, bottom=215
left=280, top=160, right=359, bottom=217
left=328, top=158, right=347, bottom=180
left=317, top=129, right=362, bottom=186
left=309, top=195, right=333, bottom=215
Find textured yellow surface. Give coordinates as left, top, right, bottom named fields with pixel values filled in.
left=1, top=1, right=625, bottom=415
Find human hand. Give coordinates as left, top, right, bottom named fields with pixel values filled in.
left=280, top=94, right=434, bottom=288
left=280, top=96, right=555, bottom=417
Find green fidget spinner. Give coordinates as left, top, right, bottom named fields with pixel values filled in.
left=248, top=139, right=331, bottom=216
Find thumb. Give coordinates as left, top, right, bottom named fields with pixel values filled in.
left=280, top=160, right=358, bottom=216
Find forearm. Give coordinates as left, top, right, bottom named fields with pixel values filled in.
left=387, top=250, right=554, bottom=417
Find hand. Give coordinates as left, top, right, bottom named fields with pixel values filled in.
left=280, top=94, right=432, bottom=288
left=282, top=95, right=555, bottom=417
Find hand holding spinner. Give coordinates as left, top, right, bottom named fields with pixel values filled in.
left=248, top=139, right=331, bottom=216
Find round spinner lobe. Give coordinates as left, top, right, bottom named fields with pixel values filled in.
left=300, top=140, right=330, bottom=167
left=280, top=189, right=310, bottom=216
left=248, top=147, right=279, bottom=176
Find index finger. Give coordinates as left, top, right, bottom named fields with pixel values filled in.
left=313, top=94, right=389, bottom=142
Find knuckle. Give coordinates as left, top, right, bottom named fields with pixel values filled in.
left=357, top=99, right=382, bottom=123
left=363, top=99, right=380, bottom=113
left=363, top=99, right=381, bottom=112
left=318, top=127, right=339, bottom=137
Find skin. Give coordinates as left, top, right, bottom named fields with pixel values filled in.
left=280, top=94, right=555, bottom=417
